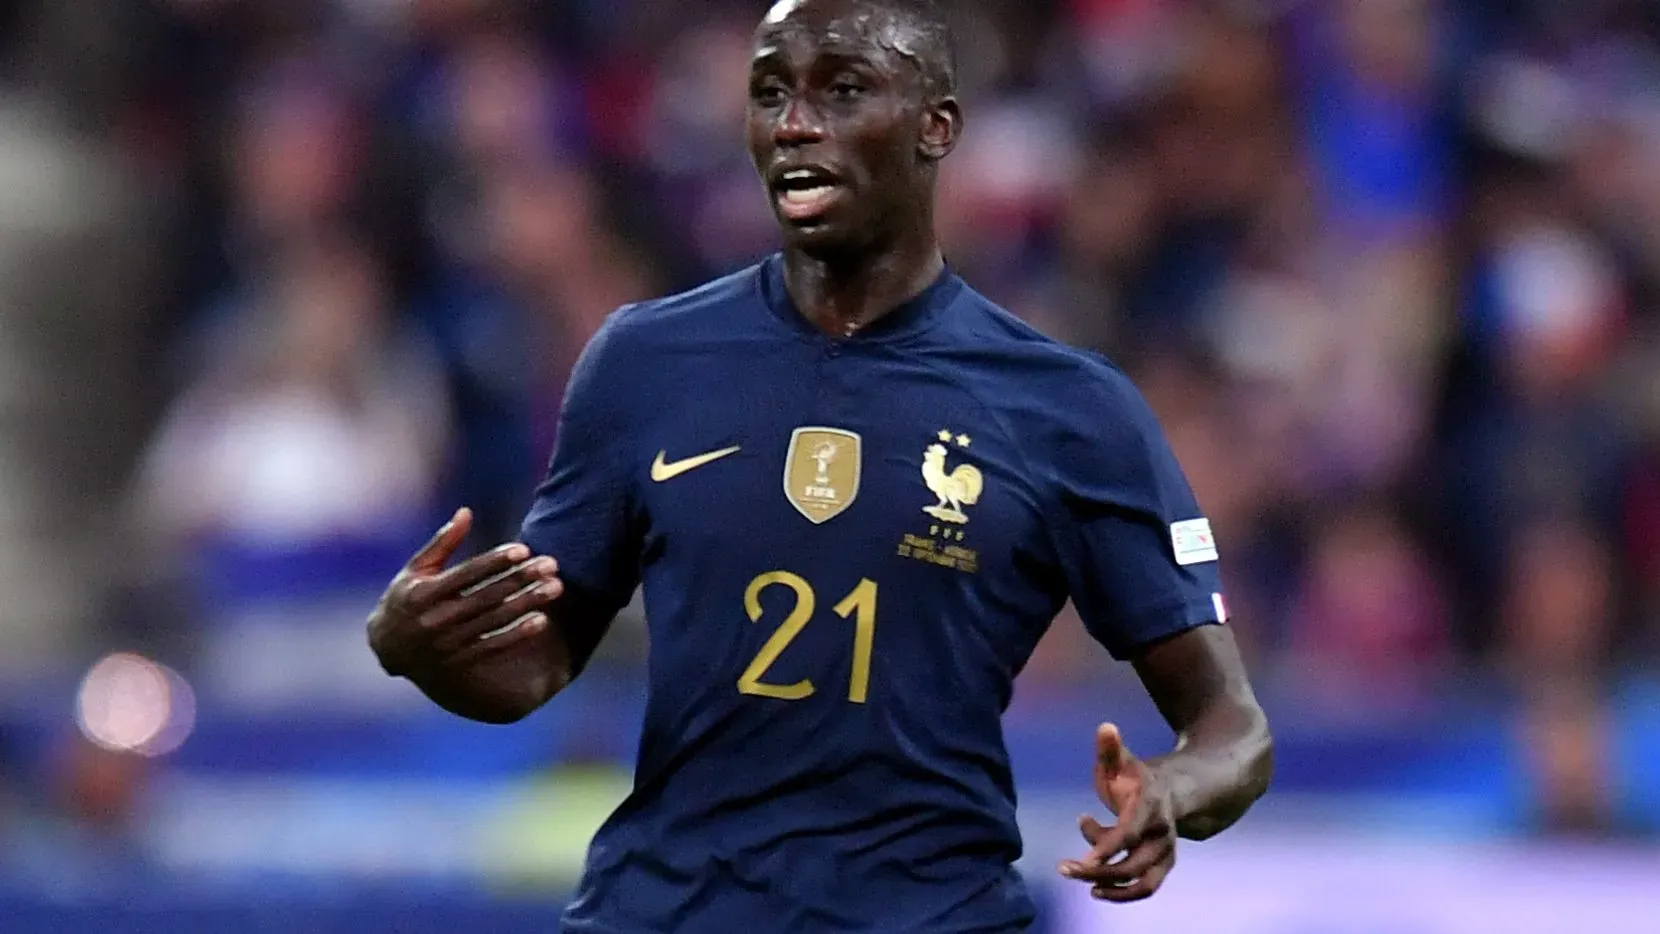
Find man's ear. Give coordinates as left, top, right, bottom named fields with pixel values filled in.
left=918, top=96, right=962, bottom=162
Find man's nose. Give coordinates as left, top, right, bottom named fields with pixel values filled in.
left=774, top=98, right=826, bottom=146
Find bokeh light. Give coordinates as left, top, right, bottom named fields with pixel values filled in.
left=74, top=652, right=197, bottom=758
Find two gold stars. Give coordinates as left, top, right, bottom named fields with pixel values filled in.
left=936, top=429, right=971, bottom=447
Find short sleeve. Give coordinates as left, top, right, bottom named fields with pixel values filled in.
left=519, top=311, right=642, bottom=616
left=1044, top=362, right=1225, bottom=660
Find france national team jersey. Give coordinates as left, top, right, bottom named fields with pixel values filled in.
left=520, top=255, right=1226, bottom=934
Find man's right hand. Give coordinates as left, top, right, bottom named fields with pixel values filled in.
left=368, top=507, right=564, bottom=680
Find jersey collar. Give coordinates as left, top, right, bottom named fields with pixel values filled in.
left=758, top=252, right=961, bottom=343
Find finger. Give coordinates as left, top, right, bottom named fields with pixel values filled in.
left=431, top=575, right=563, bottom=653
left=1088, top=808, right=1146, bottom=865
left=459, top=551, right=557, bottom=597
left=1066, top=844, right=1156, bottom=886
left=1077, top=813, right=1105, bottom=847
left=1096, top=722, right=1127, bottom=777
left=413, top=543, right=534, bottom=603
left=1088, top=834, right=1173, bottom=885
left=408, top=508, right=472, bottom=573
left=1060, top=815, right=1132, bottom=881
left=1092, top=851, right=1174, bottom=903
left=423, top=556, right=559, bottom=632
left=445, top=612, right=549, bottom=668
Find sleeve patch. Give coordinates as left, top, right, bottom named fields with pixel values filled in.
left=1170, top=518, right=1219, bottom=566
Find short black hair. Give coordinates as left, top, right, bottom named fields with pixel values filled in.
left=872, top=0, right=957, bottom=97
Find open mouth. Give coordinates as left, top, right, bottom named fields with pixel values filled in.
left=773, top=167, right=845, bottom=222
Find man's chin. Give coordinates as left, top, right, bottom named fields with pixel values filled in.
left=777, top=218, right=865, bottom=258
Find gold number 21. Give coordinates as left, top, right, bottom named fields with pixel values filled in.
left=739, top=571, right=878, bottom=703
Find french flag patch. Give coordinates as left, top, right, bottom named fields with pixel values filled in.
left=1170, top=518, right=1219, bottom=566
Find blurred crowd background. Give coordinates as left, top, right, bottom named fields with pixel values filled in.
left=2, top=0, right=1660, bottom=930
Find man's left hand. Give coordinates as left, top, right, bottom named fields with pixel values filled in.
left=1059, top=723, right=1178, bottom=902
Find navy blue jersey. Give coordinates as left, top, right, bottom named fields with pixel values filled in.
left=520, top=256, right=1225, bottom=933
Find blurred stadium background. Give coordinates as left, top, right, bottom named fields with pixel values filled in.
left=2, top=0, right=1659, bottom=930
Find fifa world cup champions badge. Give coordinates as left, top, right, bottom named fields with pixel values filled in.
left=784, top=427, right=862, bottom=524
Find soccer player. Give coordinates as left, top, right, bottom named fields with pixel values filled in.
left=367, top=0, right=1273, bottom=929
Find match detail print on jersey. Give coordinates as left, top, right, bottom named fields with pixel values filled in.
left=783, top=427, right=862, bottom=524
left=651, top=445, right=743, bottom=483
left=1170, top=517, right=1219, bottom=565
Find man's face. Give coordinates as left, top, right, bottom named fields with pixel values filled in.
left=746, top=0, right=955, bottom=255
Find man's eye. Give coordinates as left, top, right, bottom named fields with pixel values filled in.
left=752, top=85, right=787, bottom=106
left=830, top=81, right=866, bottom=100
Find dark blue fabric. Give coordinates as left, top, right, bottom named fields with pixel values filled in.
left=521, top=257, right=1223, bottom=933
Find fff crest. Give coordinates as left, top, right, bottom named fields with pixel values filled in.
left=783, top=426, right=862, bottom=524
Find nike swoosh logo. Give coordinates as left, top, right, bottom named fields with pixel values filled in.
left=651, top=445, right=742, bottom=482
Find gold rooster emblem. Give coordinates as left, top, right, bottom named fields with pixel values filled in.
left=921, top=442, right=982, bottom=524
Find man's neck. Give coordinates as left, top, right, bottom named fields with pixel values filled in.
left=782, top=238, right=946, bottom=337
